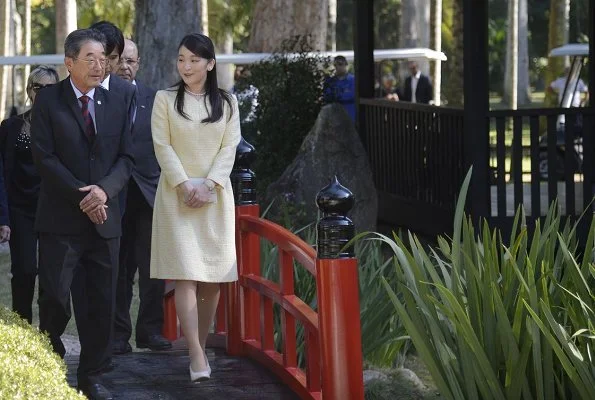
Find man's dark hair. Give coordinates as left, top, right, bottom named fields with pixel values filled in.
left=334, top=55, right=347, bottom=64
left=64, top=29, right=106, bottom=59
left=89, top=21, right=125, bottom=56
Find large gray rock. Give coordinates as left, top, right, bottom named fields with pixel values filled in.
left=267, top=103, right=377, bottom=232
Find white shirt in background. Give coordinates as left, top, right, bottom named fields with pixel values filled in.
left=410, top=71, right=421, bottom=103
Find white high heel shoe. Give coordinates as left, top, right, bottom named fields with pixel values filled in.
left=189, top=363, right=210, bottom=382
left=205, top=353, right=211, bottom=375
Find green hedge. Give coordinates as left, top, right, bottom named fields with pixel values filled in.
left=0, top=307, right=85, bottom=399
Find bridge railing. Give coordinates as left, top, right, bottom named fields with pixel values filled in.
left=163, top=138, right=365, bottom=400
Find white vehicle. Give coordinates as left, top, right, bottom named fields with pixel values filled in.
left=539, top=43, right=589, bottom=180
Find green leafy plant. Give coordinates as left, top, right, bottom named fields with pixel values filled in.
left=237, top=36, right=331, bottom=198
left=362, top=168, right=595, bottom=399
left=0, top=307, right=85, bottom=399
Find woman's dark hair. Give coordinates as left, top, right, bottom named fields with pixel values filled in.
left=172, top=33, right=233, bottom=123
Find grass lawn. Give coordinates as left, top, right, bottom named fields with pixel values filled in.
left=0, top=244, right=141, bottom=339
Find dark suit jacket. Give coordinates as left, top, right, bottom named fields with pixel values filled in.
left=109, top=73, right=137, bottom=114
left=401, top=74, right=433, bottom=104
left=30, top=78, right=134, bottom=238
left=129, top=81, right=159, bottom=208
left=0, top=113, right=30, bottom=225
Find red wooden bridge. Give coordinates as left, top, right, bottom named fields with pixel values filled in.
left=67, top=139, right=366, bottom=400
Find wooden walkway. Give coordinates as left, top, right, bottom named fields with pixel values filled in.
left=65, top=339, right=298, bottom=400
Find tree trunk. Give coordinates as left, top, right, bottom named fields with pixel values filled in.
left=201, top=0, right=208, bottom=35
left=503, top=0, right=519, bottom=109
left=399, top=0, right=431, bottom=79
left=9, top=0, right=21, bottom=114
left=216, top=30, right=234, bottom=90
left=328, top=0, right=336, bottom=51
left=213, top=0, right=233, bottom=91
left=431, top=0, right=442, bottom=105
left=0, top=0, right=10, bottom=119
left=23, top=0, right=31, bottom=105
left=55, top=0, right=77, bottom=53
left=55, top=0, right=77, bottom=78
left=443, top=0, right=463, bottom=106
left=517, top=0, right=530, bottom=105
left=544, top=0, right=570, bottom=108
left=248, top=0, right=328, bottom=52
left=135, top=0, right=204, bottom=90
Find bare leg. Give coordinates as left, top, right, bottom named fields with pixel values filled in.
left=196, top=282, right=221, bottom=352
left=175, top=280, right=207, bottom=372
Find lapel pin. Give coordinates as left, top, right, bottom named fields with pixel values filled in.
left=97, top=100, right=102, bottom=105
left=141, top=105, right=146, bottom=109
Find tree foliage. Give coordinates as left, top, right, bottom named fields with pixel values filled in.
left=207, top=0, right=253, bottom=52
left=77, top=0, right=135, bottom=38
left=237, top=36, right=331, bottom=196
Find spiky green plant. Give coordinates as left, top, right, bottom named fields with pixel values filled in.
left=362, top=169, right=595, bottom=399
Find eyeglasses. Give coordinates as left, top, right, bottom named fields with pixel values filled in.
left=120, top=58, right=139, bottom=66
left=31, top=83, right=54, bottom=92
left=74, top=57, right=108, bottom=68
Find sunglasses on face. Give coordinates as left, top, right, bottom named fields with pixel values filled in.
left=31, top=83, right=54, bottom=92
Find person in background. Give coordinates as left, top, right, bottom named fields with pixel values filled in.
left=548, top=67, right=589, bottom=108
left=113, top=38, right=171, bottom=355
left=150, top=33, right=240, bottom=382
left=0, top=66, right=59, bottom=324
left=323, top=55, right=356, bottom=121
left=232, top=66, right=259, bottom=124
left=89, top=21, right=136, bottom=128
left=380, top=74, right=399, bottom=101
left=399, top=60, right=433, bottom=104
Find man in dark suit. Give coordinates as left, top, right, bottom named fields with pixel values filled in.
left=31, top=29, right=133, bottom=400
left=112, top=38, right=171, bottom=354
left=89, top=21, right=136, bottom=121
left=400, top=61, right=433, bottom=104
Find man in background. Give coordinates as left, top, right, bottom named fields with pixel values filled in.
left=89, top=21, right=136, bottom=122
left=323, top=55, right=356, bottom=121
left=113, top=39, right=171, bottom=354
left=399, top=60, right=433, bottom=104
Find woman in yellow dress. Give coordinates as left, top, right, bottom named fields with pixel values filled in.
left=150, top=33, right=240, bottom=382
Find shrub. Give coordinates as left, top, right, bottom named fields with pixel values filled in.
left=369, top=169, right=595, bottom=400
left=0, top=307, right=85, bottom=399
left=237, top=35, right=331, bottom=198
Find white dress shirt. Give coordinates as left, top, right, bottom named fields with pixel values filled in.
left=101, top=74, right=111, bottom=91
left=410, top=71, right=421, bottom=103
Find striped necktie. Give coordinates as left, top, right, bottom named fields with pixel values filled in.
left=79, top=95, right=96, bottom=137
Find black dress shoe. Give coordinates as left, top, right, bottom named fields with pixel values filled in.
left=100, top=361, right=117, bottom=373
left=136, top=334, right=172, bottom=351
left=112, top=340, right=132, bottom=355
left=77, top=383, right=114, bottom=400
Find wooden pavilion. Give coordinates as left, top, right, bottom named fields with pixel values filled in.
left=353, top=0, right=595, bottom=240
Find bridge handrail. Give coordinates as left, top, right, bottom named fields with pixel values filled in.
left=238, top=214, right=317, bottom=275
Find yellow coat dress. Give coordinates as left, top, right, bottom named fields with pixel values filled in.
left=150, top=89, right=240, bottom=282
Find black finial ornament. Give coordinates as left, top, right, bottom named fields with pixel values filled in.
left=231, top=137, right=257, bottom=205
left=316, top=176, right=355, bottom=259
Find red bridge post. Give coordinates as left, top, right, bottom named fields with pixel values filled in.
left=228, top=137, right=258, bottom=356
left=315, top=176, right=364, bottom=400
